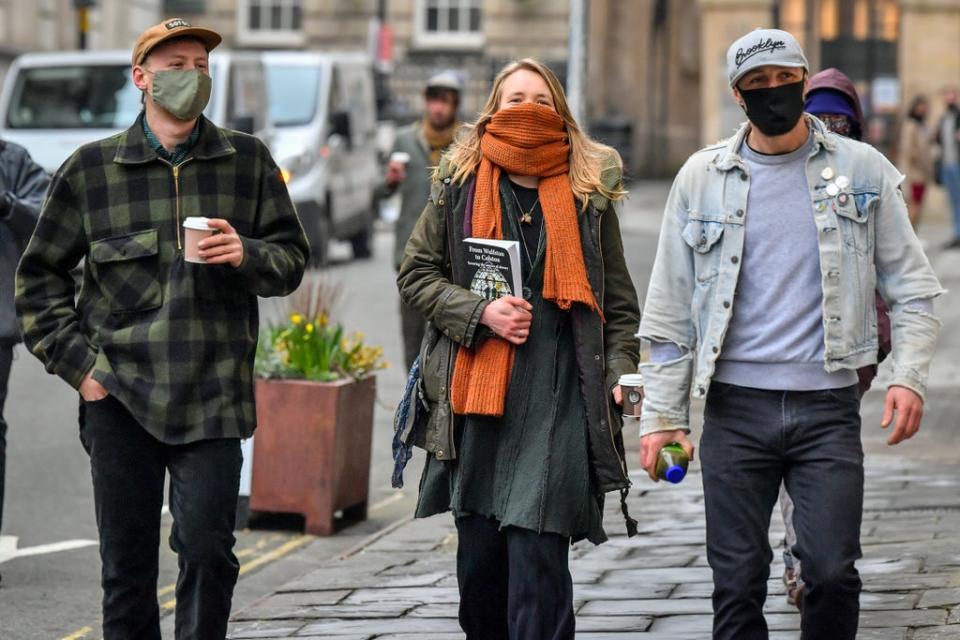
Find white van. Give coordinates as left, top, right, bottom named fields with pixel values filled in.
left=262, top=51, right=380, bottom=265
left=0, top=50, right=271, bottom=173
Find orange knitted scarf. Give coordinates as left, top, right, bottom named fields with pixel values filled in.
left=450, top=103, right=602, bottom=417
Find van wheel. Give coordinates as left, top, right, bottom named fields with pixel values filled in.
left=350, top=214, right=374, bottom=260
left=310, top=210, right=331, bottom=268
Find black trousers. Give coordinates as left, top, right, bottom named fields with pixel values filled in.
left=700, top=382, right=864, bottom=640
left=79, top=396, right=242, bottom=640
left=455, top=514, right=575, bottom=640
left=0, top=345, right=11, bottom=533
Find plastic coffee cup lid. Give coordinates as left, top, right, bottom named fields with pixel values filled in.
left=390, top=151, right=411, bottom=164
left=183, top=216, right=213, bottom=230
left=619, top=373, right=645, bottom=386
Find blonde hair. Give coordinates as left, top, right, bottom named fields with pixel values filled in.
left=442, top=58, right=625, bottom=209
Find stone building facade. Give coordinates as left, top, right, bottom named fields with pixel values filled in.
left=2, top=0, right=958, bottom=185
left=172, top=0, right=571, bottom=119
left=0, top=0, right=160, bottom=83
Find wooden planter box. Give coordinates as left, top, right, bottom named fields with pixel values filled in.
left=250, top=375, right=376, bottom=535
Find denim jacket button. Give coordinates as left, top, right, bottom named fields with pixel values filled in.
left=712, top=346, right=719, bottom=354
left=723, top=300, right=731, bottom=308
left=731, top=256, right=739, bottom=264
left=736, top=209, right=744, bottom=217
left=740, top=173, right=748, bottom=181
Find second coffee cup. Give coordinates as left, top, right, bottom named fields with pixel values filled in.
left=619, top=373, right=645, bottom=419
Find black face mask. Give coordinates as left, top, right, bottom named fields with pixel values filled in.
left=739, top=80, right=805, bottom=137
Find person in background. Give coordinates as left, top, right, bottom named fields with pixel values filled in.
left=936, top=87, right=960, bottom=248
left=804, top=67, right=864, bottom=140
left=0, top=136, right=49, bottom=585
left=385, top=71, right=462, bottom=369
left=397, top=58, right=640, bottom=639
left=898, top=95, right=935, bottom=229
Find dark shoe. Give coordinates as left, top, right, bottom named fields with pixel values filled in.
left=944, top=238, right=960, bottom=249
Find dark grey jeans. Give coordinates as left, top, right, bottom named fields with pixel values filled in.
left=700, top=382, right=863, bottom=640
left=79, top=396, right=242, bottom=640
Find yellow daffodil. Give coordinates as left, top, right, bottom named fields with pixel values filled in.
left=306, top=323, right=315, bottom=333
left=290, top=313, right=303, bottom=325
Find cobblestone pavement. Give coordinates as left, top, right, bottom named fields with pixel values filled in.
left=227, top=192, right=960, bottom=639
left=227, top=448, right=960, bottom=639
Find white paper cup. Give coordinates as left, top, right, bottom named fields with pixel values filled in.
left=619, top=373, right=645, bottom=419
left=389, top=151, right=411, bottom=165
left=183, top=216, right=215, bottom=264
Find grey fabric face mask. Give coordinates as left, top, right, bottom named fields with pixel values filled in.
left=150, top=69, right=212, bottom=121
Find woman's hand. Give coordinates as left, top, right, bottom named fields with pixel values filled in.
left=480, top=296, right=533, bottom=345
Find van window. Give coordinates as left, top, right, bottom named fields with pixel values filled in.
left=265, top=64, right=322, bottom=127
left=6, top=65, right=141, bottom=129
left=227, top=61, right=266, bottom=131
left=327, top=64, right=373, bottom=145
left=340, top=65, right=375, bottom=140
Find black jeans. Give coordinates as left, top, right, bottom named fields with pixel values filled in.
left=700, top=382, right=864, bottom=640
left=79, top=396, right=242, bottom=640
left=455, top=514, right=575, bottom=640
left=0, top=345, right=11, bottom=533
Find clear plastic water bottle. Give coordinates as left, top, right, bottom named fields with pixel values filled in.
left=656, top=443, right=689, bottom=484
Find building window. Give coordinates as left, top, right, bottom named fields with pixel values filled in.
left=415, top=0, right=483, bottom=49
left=163, top=0, right=207, bottom=13
left=237, top=0, right=305, bottom=47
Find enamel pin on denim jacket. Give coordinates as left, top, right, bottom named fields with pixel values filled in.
left=638, top=115, right=944, bottom=435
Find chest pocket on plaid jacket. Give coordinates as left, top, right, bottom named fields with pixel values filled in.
left=90, top=229, right=162, bottom=314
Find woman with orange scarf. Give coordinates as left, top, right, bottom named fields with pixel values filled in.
left=397, top=59, right=641, bottom=639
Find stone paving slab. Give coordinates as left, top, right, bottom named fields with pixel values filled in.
left=227, top=227, right=960, bottom=637
left=229, top=227, right=960, bottom=637
left=229, top=455, right=960, bottom=639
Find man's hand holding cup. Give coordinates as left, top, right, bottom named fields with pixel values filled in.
left=387, top=151, right=411, bottom=186
left=184, top=216, right=244, bottom=268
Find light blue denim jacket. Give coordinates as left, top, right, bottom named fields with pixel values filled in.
left=638, top=116, right=944, bottom=435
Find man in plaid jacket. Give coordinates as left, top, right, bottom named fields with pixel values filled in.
left=15, top=20, right=308, bottom=639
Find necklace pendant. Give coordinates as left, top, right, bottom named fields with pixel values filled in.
left=520, top=212, right=533, bottom=225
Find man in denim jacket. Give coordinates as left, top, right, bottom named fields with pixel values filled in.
left=638, top=29, right=943, bottom=640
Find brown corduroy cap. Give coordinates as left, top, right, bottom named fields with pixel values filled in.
left=132, top=18, right=222, bottom=67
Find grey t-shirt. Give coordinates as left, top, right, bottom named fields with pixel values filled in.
left=712, top=134, right=858, bottom=390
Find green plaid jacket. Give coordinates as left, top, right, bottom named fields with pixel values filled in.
left=16, top=114, right=309, bottom=444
